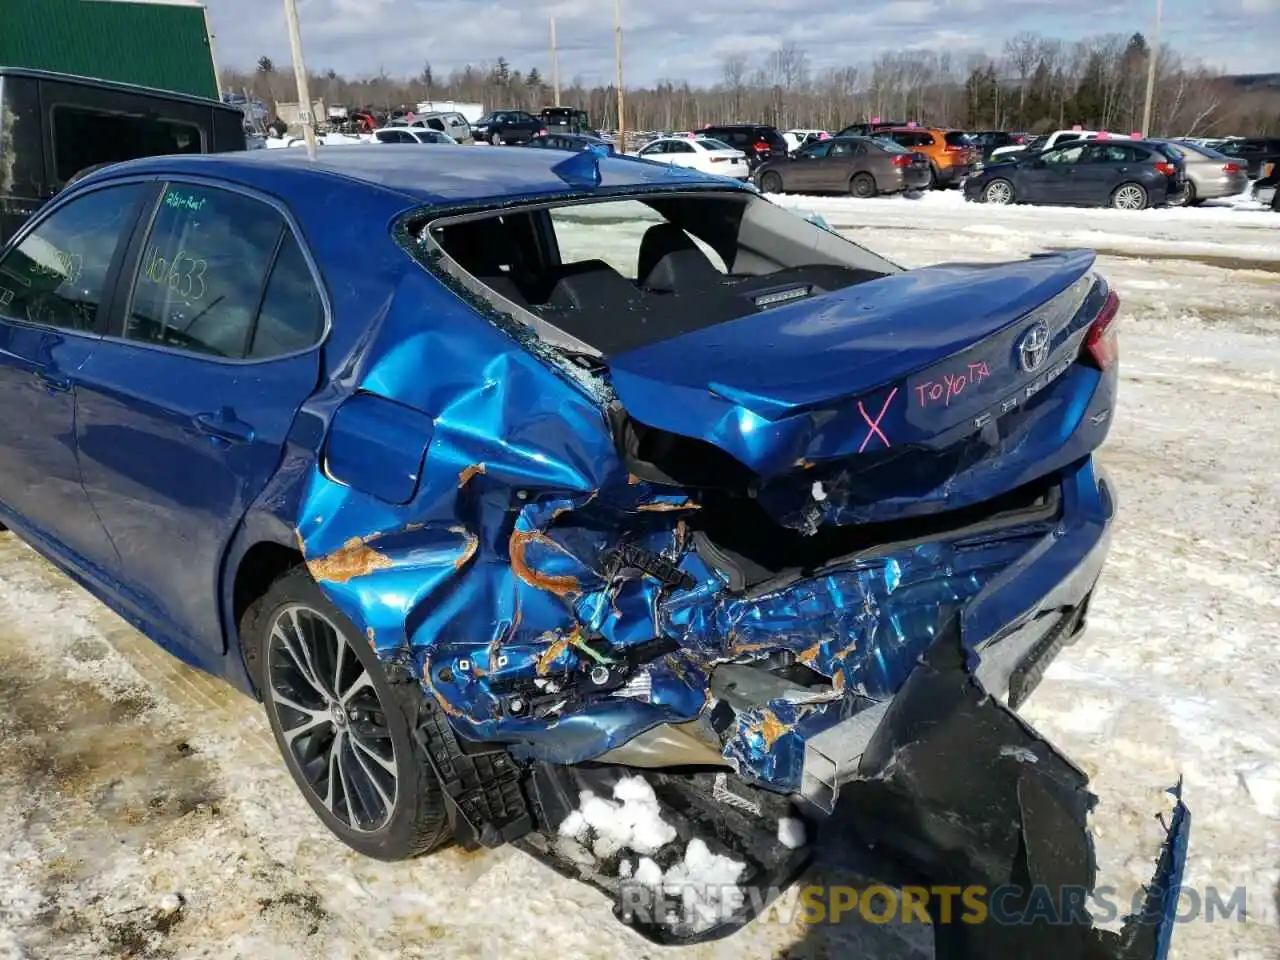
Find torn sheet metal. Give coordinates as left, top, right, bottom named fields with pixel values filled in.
left=290, top=233, right=1115, bottom=796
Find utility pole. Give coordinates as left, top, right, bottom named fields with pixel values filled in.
left=614, top=0, right=625, bottom=150
left=283, top=0, right=317, bottom=159
left=1140, top=0, right=1163, bottom=137
left=550, top=16, right=561, bottom=107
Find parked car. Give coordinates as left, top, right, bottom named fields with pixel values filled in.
left=0, top=67, right=246, bottom=245
left=753, top=135, right=930, bottom=196
left=781, top=129, right=829, bottom=153
left=1147, top=139, right=1248, bottom=204
left=539, top=107, right=594, bottom=135
left=523, top=133, right=615, bottom=154
left=834, top=121, right=905, bottom=138
left=965, top=139, right=1186, bottom=209
left=877, top=127, right=978, bottom=188
left=472, top=110, right=545, bottom=145
left=0, top=141, right=1188, bottom=954
left=969, top=130, right=1029, bottom=159
left=373, top=127, right=457, bottom=145
left=990, top=129, right=1130, bottom=161
left=418, top=111, right=471, bottom=142
left=632, top=135, right=750, bottom=178
left=698, top=123, right=789, bottom=168
left=1214, top=137, right=1280, bottom=179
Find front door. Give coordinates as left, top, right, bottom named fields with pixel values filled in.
left=790, top=141, right=832, bottom=191
left=0, top=181, right=149, bottom=569
left=1018, top=143, right=1087, bottom=203
left=75, top=181, right=324, bottom=653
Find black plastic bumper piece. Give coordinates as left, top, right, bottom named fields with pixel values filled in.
left=843, top=616, right=1188, bottom=960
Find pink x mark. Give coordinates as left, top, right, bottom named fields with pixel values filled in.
left=857, top=387, right=898, bottom=453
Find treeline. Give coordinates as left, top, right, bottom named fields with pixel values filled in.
left=228, top=31, right=1279, bottom=137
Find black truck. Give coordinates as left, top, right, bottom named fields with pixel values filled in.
left=0, top=68, right=246, bottom=245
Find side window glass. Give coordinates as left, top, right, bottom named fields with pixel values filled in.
left=249, top=231, right=324, bottom=359
left=127, top=184, right=283, bottom=357
left=0, top=184, right=143, bottom=332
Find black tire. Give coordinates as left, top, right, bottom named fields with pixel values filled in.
left=489, top=132, right=502, bottom=146
left=758, top=170, right=784, bottom=194
left=243, top=567, right=450, bottom=861
left=927, top=164, right=940, bottom=189
left=850, top=172, right=876, bottom=198
left=1184, top=181, right=1200, bottom=207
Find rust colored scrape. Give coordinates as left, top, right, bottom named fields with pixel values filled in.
left=307, top=536, right=394, bottom=584
left=536, top=635, right=571, bottom=676
left=758, top=709, right=788, bottom=750
left=509, top=529, right=580, bottom=597
left=366, top=626, right=376, bottom=648
left=627, top=473, right=642, bottom=485
left=458, top=463, right=487, bottom=487
left=449, top=525, right=480, bottom=570
left=636, top=499, right=701, bottom=512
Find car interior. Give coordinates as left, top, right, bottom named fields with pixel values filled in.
left=420, top=193, right=903, bottom=356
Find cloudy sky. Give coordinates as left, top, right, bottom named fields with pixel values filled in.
left=205, top=0, right=1278, bottom=84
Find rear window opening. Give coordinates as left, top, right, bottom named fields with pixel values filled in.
left=51, top=105, right=203, bottom=183
left=415, top=191, right=903, bottom=357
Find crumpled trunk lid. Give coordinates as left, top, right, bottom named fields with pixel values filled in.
left=606, top=250, right=1099, bottom=479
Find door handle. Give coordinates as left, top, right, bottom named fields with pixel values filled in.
left=193, top=411, right=255, bottom=444
left=34, top=370, right=71, bottom=393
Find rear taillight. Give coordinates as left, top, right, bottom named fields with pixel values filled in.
left=1014, top=135, right=1026, bottom=143
left=538, top=128, right=548, bottom=136
left=709, top=156, right=728, bottom=163
left=1085, top=290, right=1121, bottom=370
left=753, top=141, right=769, bottom=153
left=891, top=155, right=911, bottom=167
left=1154, top=161, right=1177, bottom=177
left=944, top=144, right=964, bottom=153
left=1223, top=162, right=1241, bottom=174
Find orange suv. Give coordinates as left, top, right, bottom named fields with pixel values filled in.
left=880, top=127, right=979, bottom=188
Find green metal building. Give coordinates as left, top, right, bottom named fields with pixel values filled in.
left=0, top=0, right=219, bottom=100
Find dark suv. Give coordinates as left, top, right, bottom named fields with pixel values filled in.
left=0, top=67, right=245, bottom=245
left=472, top=110, right=545, bottom=145
left=699, top=124, right=789, bottom=168
left=1216, top=138, right=1280, bottom=179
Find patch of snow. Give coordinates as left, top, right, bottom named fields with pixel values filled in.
left=634, top=838, right=749, bottom=933
left=570, top=776, right=677, bottom=858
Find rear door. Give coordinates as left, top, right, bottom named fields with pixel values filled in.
left=0, top=181, right=149, bottom=567
left=74, top=180, right=325, bottom=653
left=1075, top=143, right=1134, bottom=204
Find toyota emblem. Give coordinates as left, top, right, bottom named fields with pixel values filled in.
left=1017, top=320, right=1051, bottom=373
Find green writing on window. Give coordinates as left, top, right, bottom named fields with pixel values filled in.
left=163, top=190, right=207, bottom=212
left=142, top=246, right=207, bottom=300
left=29, top=248, right=83, bottom=285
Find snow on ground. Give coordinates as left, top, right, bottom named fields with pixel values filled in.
left=0, top=189, right=1277, bottom=958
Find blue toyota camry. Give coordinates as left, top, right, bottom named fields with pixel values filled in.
left=0, top=144, right=1186, bottom=953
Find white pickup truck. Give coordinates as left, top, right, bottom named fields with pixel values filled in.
left=991, top=129, right=1131, bottom=160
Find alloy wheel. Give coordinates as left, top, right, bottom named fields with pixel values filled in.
left=266, top=604, right=398, bottom=833
left=984, top=180, right=1013, bottom=205
left=1113, top=184, right=1147, bottom=210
